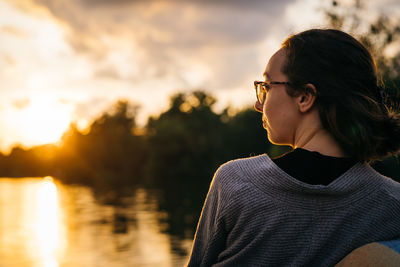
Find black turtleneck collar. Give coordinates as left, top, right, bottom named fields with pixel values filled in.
left=272, top=148, right=358, bottom=186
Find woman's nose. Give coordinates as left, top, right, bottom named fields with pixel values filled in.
left=254, top=101, right=263, bottom=113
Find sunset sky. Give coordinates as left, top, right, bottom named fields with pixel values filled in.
left=0, top=0, right=399, bottom=153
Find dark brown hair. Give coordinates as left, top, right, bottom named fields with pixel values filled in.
left=281, top=29, right=400, bottom=162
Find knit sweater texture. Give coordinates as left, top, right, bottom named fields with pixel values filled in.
left=186, top=154, right=400, bottom=266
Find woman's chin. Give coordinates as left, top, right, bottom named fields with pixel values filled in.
left=266, top=133, right=276, bottom=144
left=266, top=131, right=283, bottom=145
left=263, top=122, right=281, bottom=144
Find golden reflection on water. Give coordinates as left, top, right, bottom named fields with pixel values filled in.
left=33, top=176, right=65, bottom=267
left=0, top=177, right=190, bottom=266
left=0, top=177, right=65, bottom=267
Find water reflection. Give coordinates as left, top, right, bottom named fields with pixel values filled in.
left=33, top=177, right=65, bottom=267
left=0, top=177, right=65, bottom=267
left=0, top=178, right=191, bottom=266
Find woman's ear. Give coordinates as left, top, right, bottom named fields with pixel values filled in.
left=296, top=83, right=317, bottom=113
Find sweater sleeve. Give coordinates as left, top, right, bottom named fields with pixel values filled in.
left=186, top=167, right=228, bottom=267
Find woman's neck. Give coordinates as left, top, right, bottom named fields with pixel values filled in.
left=294, top=126, right=346, bottom=158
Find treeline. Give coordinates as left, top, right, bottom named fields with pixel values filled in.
left=0, top=91, right=289, bottom=186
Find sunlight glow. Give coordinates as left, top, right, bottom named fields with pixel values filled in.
left=14, top=96, right=72, bottom=146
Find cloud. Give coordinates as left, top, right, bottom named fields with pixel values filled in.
left=71, top=97, right=113, bottom=124
left=284, top=0, right=328, bottom=32
left=1, top=54, right=16, bottom=66
left=10, top=0, right=293, bottom=88
left=94, top=66, right=122, bottom=80
left=80, top=0, right=285, bottom=10
left=1, top=25, right=30, bottom=38
left=12, top=98, right=31, bottom=110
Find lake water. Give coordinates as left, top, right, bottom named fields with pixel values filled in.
left=0, top=177, right=192, bottom=267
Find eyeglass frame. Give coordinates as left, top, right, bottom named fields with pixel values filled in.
left=254, top=80, right=292, bottom=103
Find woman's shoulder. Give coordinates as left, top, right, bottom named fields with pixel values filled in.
left=374, top=171, right=400, bottom=200
left=210, top=154, right=278, bottom=213
left=211, top=154, right=272, bottom=189
left=216, top=154, right=271, bottom=178
left=367, top=165, right=400, bottom=198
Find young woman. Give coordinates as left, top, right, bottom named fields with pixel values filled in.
left=186, top=29, right=400, bottom=266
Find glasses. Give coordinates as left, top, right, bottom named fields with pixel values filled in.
left=254, top=80, right=292, bottom=103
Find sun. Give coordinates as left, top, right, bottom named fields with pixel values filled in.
left=15, top=96, right=72, bottom=147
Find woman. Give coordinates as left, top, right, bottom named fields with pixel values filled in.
left=186, top=29, right=400, bottom=266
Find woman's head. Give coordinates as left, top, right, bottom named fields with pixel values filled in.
left=254, top=48, right=319, bottom=147
left=279, top=29, right=400, bottom=162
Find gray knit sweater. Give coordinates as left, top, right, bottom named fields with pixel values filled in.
left=186, top=154, right=400, bottom=266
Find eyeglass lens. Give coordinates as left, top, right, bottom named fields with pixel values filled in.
left=256, top=83, right=266, bottom=103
